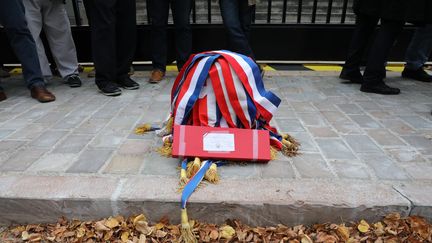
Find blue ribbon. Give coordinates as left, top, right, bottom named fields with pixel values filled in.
left=181, top=160, right=213, bottom=209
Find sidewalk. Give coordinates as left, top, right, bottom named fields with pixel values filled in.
left=0, top=70, right=431, bottom=226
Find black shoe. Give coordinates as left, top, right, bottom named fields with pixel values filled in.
left=117, top=76, right=139, bottom=90
left=0, top=90, right=6, bottom=102
left=402, top=67, right=432, bottom=82
left=97, top=82, right=122, bottom=96
left=360, top=82, right=400, bottom=95
left=65, top=74, right=82, bottom=88
left=339, top=69, right=363, bottom=84
left=0, top=68, right=10, bottom=78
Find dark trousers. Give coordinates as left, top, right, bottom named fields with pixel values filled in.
left=89, top=0, right=136, bottom=86
left=343, top=14, right=379, bottom=75
left=219, top=0, right=255, bottom=59
left=0, top=0, right=45, bottom=89
left=363, top=19, right=404, bottom=85
left=150, top=0, right=192, bottom=71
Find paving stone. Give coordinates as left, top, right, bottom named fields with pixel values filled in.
left=290, top=132, right=318, bottom=152
left=385, top=148, right=427, bottom=163
left=296, top=113, right=327, bottom=126
left=66, top=149, right=113, bottom=173
left=356, top=101, right=382, bottom=111
left=27, top=153, right=76, bottom=172
left=367, top=129, right=406, bottom=146
left=357, top=153, right=409, bottom=180
left=89, top=129, right=128, bottom=148
left=53, top=115, right=88, bottom=130
left=380, top=119, right=416, bottom=135
left=1, top=118, right=31, bottom=130
left=218, top=163, right=263, bottom=179
left=343, top=135, right=382, bottom=153
left=106, top=115, right=139, bottom=131
left=275, top=118, right=305, bottom=132
left=261, top=159, right=296, bottom=179
left=291, top=153, right=333, bottom=178
left=141, top=155, right=179, bottom=176
left=0, top=129, right=14, bottom=139
left=400, top=163, right=432, bottom=180
left=0, top=140, right=25, bottom=155
left=321, top=111, right=350, bottom=123
left=332, top=122, right=363, bottom=135
left=7, top=123, right=50, bottom=140
left=117, top=139, right=153, bottom=156
left=337, top=104, right=364, bottom=115
left=103, top=154, right=144, bottom=174
left=331, top=160, right=371, bottom=179
left=291, top=102, right=317, bottom=112
left=30, top=130, right=68, bottom=148
left=349, top=114, right=381, bottom=129
left=307, top=127, right=339, bottom=138
left=399, top=116, right=432, bottom=129
left=53, top=134, right=93, bottom=153
left=401, top=135, right=432, bottom=149
left=315, top=138, right=356, bottom=160
left=0, top=149, right=48, bottom=171
left=74, top=118, right=109, bottom=134
left=368, top=111, right=393, bottom=120
left=15, top=108, right=48, bottom=120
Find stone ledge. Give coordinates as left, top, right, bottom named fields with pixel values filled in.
left=0, top=175, right=419, bottom=226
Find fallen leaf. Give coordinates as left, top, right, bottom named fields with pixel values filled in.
left=21, top=231, right=29, bottom=241
left=138, top=234, right=146, bottom=243
left=358, top=220, right=370, bottom=233
left=76, top=227, right=86, bottom=238
left=104, top=217, right=120, bottom=229
left=337, top=225, right=350, bottom=240
left=219, top=225, right=235, bottom=240
left=155, top=230, right=167, bottom=238
left=209, top=229, right=219, bottom=240
left=121, top=231, right=129, bottom=242
left=95, top=221, right=110, bottom=231
left=301, top=234, right=313, bottom=243
left=133, top=214, right=147, bottom=226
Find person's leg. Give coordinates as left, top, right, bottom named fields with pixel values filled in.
left=361, top=19, right=405, bottom=94
left=238, top=0, right=254, bottom=59
left=114, top=0, right=139, bottom=90
left=42, top=0, right=80, bottom=77
left=0, top=0, right=46, bottom=89
left=340, top=14, right=379, bottom=83
left=172, top=0, right=192, bottom=70
left=150, top=0, right=170, bottom=72
left=402, top=24, right=432, bottom=82
left=90, top=0, right=121, bottom=96
left=219, top=0, right=254, bottom=58
left=82, top=0, right=93, bottom=26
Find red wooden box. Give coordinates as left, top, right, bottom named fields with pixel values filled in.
left=172, top=125, right=271, bottom=162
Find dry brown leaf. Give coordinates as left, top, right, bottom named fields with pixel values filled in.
left=95, top=221, right=110, bottom=231
left=219, top=225, right=235, bottom=240
left=155, top=229, right=167, bottom=238
left=21, top=231, right=30, bottom=241
left=337, top=225, right=350, bottom=240
left=138, top=234, right=146, bottom=243
left=135, top=221, right=153, bottom=235
left=103, top=230, right=114, bottom=241
left=300, top=234, right=313, bottom=243
left=133, top=214, right=147, bottom=226
left=209, top=229, right=219, bottom=240
left=358, top=220, right=370, bottom=233
left=76, top=227, right=86, bottom=238
left=105, top=217, right=120, bottom=229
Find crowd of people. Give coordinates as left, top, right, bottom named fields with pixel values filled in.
left=0, top=0, right=431, bottom=103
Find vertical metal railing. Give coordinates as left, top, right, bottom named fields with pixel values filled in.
left=341, top=0, right=349, bottom=23
left=266, top=0, right=272, bottom=23
left=192, top=0, right=197, bottom=24
left=326, top=0, right=333, bottom=23
left=282, top=0, right=288, bottom=23
left=297, top=0, right=303, bottom=24
left=207, top=0, right=212, bottom=23
left=311, top=0, right=318, bottom=23
left=71, top=0, right=82, bottom=26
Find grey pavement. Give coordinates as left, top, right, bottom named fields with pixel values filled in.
left=0, top=70, right=431, bottom=226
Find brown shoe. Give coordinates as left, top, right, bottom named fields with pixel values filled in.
left=149, top=69, right=165, bottom=83
left=0, top=90, right=6, bottom=102
left=30, top=86, right=56, bottom=103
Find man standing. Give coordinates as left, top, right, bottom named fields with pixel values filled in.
left=219, top=0, right=256, bottom=59
left=23, top=0, right=83, bottom=88
left=88, top=0, right=139, bottom=96
left=148, top=0, right=193, bottom=83
left=0, top=0, right=55, bottom=102
left=402, top=26, right=432, bottom=82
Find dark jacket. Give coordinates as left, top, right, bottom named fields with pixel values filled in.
left=353, top=0, right=407, bottom=21
left=404, top=0, right=432, bottom=24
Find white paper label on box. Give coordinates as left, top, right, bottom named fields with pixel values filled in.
left=203, top=133, right=235, bottom=152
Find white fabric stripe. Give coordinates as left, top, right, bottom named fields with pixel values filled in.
left=206, top=78, right=218, bottom=126
left=214, top=62, right=237, bottom=126
left=215, top=51, right=278, bottom=115
left=179, top=125, right=186, bottom=156
left=230, top=65, right=252, bottom=127
left=252, top=129, right=258, bottom=161
left=175, top=57, right=210, bottom=125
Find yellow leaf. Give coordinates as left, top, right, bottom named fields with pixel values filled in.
left=76, top=227, right=86, bottom=238
left=155, top=222, right=165, bottom=230
left=133, top=214, right=147, bottom=226
left=135, top=221, right=153, bottom=235
left=337, top=225, right=350, bottom=240
left=300, top=234, right=313, bottom=243
left=155, top=230, right=167, bottom=238
left=357, top=220, right=370, bottom=233
left=138, top=234, right=146, bottom=243
left=219, top=225, right=235, bottom=240
left=21, top=231, right=30, bottom=241
left=121, top=231, right=130, bottom=242
left=105, top=217, right=120, bottom=229
left=374, top=222, right=385, bottom=236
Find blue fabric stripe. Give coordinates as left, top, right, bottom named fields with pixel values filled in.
left=181, top=160, right=213, bottom=209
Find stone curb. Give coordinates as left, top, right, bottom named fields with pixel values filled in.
left=0, top=175, right=425, bottom=226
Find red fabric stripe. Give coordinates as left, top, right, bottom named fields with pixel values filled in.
left=172, top=63, right=199, bottom=118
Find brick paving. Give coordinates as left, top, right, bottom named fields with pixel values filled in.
left=0, top=70, right=431, bottom=225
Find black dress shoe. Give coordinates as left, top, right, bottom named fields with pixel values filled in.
left=402, top=67, right=432, bottom=82
left=360, top=82, right=400, bottom=95
left=97, top=81, right=122, bottom=96
left=117, top=76, right=139, bottom=90
left=339, top=69, right=363, bottom=84
left=0, top=90, right=6, bottom=102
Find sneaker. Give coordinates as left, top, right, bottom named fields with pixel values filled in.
left=360, top=82, right=400, bottom=95
left=97, top=82, right=122, bottom=96
left=117, top=76, right=139, bottom=90
left=65, top=74, right=82, bottom=88
left=339, top=69, right=363, bottom=84
left=149, top=69, right=165, bottom=83
left=402, top=67, right=432, bottom=82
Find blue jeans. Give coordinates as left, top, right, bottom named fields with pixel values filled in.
left=0, top=0, right=45, bottom=89
left=219, top=0, right=255, bottom=59
left=405, top=24, right=432, bottom=70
